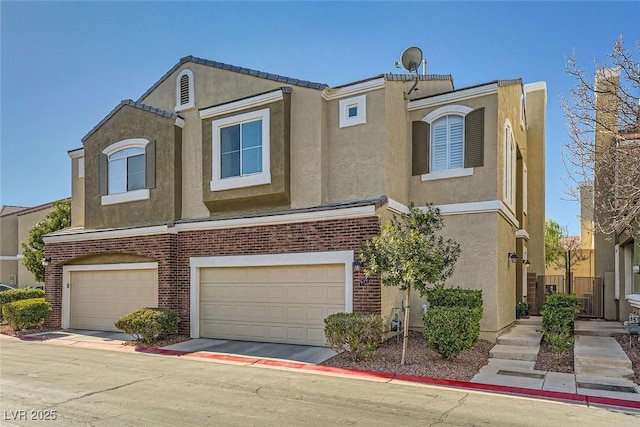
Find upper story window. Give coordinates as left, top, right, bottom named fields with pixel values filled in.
left=412, top=105, right=484, bottom=181
left=339, top=95, right=366, bottom=128
left=211, top=108, right=271, bottom=191
left=503, top=121, right=517, bottom=210
left=99, top=138, right=155, bottom=205
left=431, top=115, right=464, bottom=171
left=175, top=69, right=194, bottom=112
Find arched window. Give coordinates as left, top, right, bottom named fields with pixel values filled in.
left=431, top=114, right=464, bottom=171
left=176, top=69, right=194, bottom=111
left=99, top=138, right=154, bottom=205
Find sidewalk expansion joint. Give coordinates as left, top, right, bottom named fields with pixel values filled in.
left=576, top=382, right=638, bottom=394
left=496, top=370, right=545, bottom=380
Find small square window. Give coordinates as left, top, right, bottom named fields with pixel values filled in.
left=339, top=95, right=366, bottom=128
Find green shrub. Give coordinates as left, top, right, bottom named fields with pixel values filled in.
left=541, top=294, right=581, bottom=336
left=2, top=298, right=52, bottom=331
left=0, top=288, right=45, bottom=320
left=545, top=332, right=574, bottom=355
left=425, top=286, right=483, bottom=310
left=423, top=306, right=482, bottom=359
left=114, top=307, right=180, bottom=343
left=324, top=313, right=383, bottom=361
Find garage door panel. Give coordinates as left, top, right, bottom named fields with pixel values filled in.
left=200, top=264, right=345, bottom=346
left=70, top=269, right=158, bottom=332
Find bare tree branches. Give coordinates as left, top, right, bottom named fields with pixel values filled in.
left=562, top=36, right=640, bottom=239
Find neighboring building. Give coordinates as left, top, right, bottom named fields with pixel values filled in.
left=44, top=56, right=546, bottom=344
left=592, top=68, right=640, bottom=320
left=0, top=201, right=64, bottom=287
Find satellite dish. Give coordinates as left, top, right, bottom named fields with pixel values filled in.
left=400, top=47, right=423, bottom=73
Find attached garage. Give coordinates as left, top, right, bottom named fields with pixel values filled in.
left=191, top=252, right=353, bottom=346
left=62, top=263, right=158, bottom=331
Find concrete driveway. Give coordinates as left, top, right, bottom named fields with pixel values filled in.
left=26, top=329, right=337, bottom=364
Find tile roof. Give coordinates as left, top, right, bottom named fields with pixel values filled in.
left=137, top=56, right=329, bottom=103
left=81, top=100, right=181, bottom=143
left=0, top=205, right=29, bottom=217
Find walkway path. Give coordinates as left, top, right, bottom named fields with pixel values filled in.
left=471, top=317, right=640, bottom=402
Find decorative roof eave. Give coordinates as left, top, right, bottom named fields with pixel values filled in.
left=81, top=100, right=183, bottom=143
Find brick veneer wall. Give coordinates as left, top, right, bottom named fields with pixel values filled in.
left=45, top=215, right=381, bottom=334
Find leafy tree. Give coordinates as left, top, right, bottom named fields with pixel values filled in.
left=360, top=203, right=461, bottom=365
left=562, top=36, right=639, bottom=239
left=21, top=200, right=71, bottom=282
left=545, top=219, right=589, bottom=272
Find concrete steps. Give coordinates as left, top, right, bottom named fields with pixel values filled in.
left=488, top=318, right=543, bottom=362
left=574, top=320, right=627, bottom=337
left=490, top=344, right=539, bottom=361
left=573, top=334, right=635, bottom=379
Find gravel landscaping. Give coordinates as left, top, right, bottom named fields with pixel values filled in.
left=534, top=340, right=574, bottom=374
left=321, top=331, right=492, bottom=381
left=616, top=335, right=640, bottom=384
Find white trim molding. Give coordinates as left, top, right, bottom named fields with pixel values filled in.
left=200, top=89, right=283, bottom=119
left=421, top=168, right=473, bottom=182
left=68, top=148, right=85, bottom=159
left=322, top=78, right=385, bottom=101
left=408, top=83, right=498, bottom=111
left=0, top=255, right=18, bottom=261
left=422, top=105, right=473, bottom=123
left=43, top=225, right=176, bottom=244
left=102, top=138, right=149, bottom=157
left=175, top=205, right=377, bottom=232
left=385, top=199, right=519, bottom=228
left=175, top=117, right=185, bottom=128
left=627, top=294, right=640, bottom=309
left=515, top=229, right=530, bottom=240
left=101, top=188, right=150, bottom=206
left=61, top=262, right=158, bottom=329
left=189, top=251, right=354, bottom=338
left=339, top=94, right=367, bottom=128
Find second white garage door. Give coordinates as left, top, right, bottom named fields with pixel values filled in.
left=70, top=268, right=158, bottom=331
left=200, top=264, right=345, bottom=346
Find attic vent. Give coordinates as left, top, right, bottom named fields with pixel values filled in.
left=180, top=74, right=190, bottom=105
left=175, top=69, right=194, bottom=112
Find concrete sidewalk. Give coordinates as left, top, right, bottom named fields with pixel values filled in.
left=471, top=317, right=640, bottom=402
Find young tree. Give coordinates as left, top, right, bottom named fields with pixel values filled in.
left=545, top=219, right=589, bottom=289
left=562, top=36, right=640, bottom=239
left=360, top=203, right=461, bottom=365
left=21, top=200, right=71, bottom=283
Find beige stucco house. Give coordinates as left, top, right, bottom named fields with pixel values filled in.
left=0, top=201, right=63, bottom=288
left=44, top=56, right=547, bottom=344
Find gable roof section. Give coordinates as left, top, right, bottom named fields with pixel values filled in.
left=0, top=205, right=29, bottom=218
left=81, top=100, right=181, bottom=143
left=137, top=55, right=329, bottom=104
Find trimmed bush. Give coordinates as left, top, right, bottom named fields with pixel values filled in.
left=424, top=287, right=483, bottom=310
left=2, top=298, right=52, bottom=331
left=423, top=287, right=483, bottom=359
left=0, top=288, right=45, bottom=320
left=114, top=307, right=180, bottom=343
left=541, top=294, right=581, bottom=336
left=324, top=313, right=383, bottom=361
left=423, top=307, right=482, bottom=359
left=545, top=332, right=574, bottom=354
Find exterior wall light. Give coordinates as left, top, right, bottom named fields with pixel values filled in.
left=508, top=252, right=519, bottom=263
left=352, top=260, right=363, bottom=273
left=523, top=259, right=531, bottom=268
left=42, top=257, right=51, bottom=266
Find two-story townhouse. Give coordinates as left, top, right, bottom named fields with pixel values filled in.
left=44, top=56, right=546, bottom=344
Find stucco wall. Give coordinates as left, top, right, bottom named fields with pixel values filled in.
left=17, top=206, right=54, bottom=287
left=408, top=93, right=499, bottom=205
left=70, top=155, right=85, bottom=227
left=0, top=213, right=19, bottom=285
left=83, top=106, right=181, bottom=229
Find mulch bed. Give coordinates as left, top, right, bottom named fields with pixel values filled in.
left=616, top=335, right=640, bottom=385
left=321, top=331, right=492, bottom=382
left=0, top=322, right=59, bottom=337
left=534, top=340, right=574, bottom=374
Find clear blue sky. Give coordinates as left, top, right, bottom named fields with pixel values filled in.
left=1, top=1, right=638, bottom=235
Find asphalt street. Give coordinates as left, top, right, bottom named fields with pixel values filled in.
left=1, top=338, right=638, bottom=426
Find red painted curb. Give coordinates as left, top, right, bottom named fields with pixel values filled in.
left=90, top=345, right=640, bottom=411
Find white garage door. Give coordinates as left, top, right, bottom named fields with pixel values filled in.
left=70, top=268, right=158, bottom=331
left=200, top=264, right=345, bottom=346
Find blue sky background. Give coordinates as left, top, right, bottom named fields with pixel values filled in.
left=1, top=1, right=638, bottom=235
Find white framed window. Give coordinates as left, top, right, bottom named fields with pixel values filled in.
left=339, top=95, right=366, bottom=128
left=431, top=115, right=464, bottom=171
left=101, top=138, right=150, bottom=205
left=175, top=69, right=194, bottom=111
left=211, top=108, right=271, bottom=191
left=503, top=121, right=516, bottom=210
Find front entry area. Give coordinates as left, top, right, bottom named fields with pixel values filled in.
left=63, top=263, right=158, bottom=331
left=191, top=251, right=353, bottom=346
